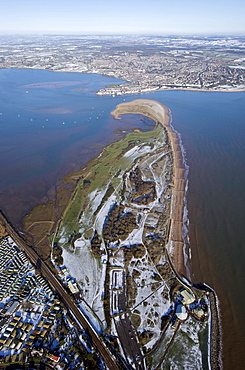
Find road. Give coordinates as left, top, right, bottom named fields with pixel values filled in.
left=0, top=211, right=121, bottom=370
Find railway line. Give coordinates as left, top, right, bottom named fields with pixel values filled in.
left=0, top=211, right=121, bottom=370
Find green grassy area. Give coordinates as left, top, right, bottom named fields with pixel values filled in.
left=60, top=124, right=164, bottom=235
left=198, top=324, right=209, bottom=370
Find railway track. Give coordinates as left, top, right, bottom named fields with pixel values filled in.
left=0, top=211, right=121, bottom=370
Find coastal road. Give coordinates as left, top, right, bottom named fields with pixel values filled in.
left=0, top=211, right=121, bottom=370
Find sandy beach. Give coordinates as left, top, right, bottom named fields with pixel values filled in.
left=111, top=99, right=188, bottom=277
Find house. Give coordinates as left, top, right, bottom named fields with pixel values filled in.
left=40, top=329, right=48, bottom=338
left=10, top=341, right=16, bottom=349
left=37, top=320, right=44, bottom=328
left=5, top=338, right=12, bottom=347
left=21, top=332, right=27, bottom=341
left=175, top=303, right=188, bottom=321
left=179, top=288, right=195, bottom=305
left=193, top=306, right=205, bottom=319
left=16, top=342, right=22, bottom=351
left=12, top=354, right=17, bottom=362
left=67, top=280, right=79, bottom=294
left=47, top=353, right=60, bottom=363
left=26, top=324, right=33, bottom=332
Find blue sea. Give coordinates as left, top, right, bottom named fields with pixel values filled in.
left=0, top=69, right=245, bottom=369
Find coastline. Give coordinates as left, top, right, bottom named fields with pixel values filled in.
left=159, top=87, right=245, bottom=93
left=97, top=84, right=245, bottom=96
left=111, top=99, right=188, bottom=278
left=1, top=66, right=242, bottom=367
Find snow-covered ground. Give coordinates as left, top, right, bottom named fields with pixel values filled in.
left=62, top=247, right=106, bottom=326
left=56, top=126, right=210, bottom=368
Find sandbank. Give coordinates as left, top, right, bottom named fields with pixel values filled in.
left=111, top=99, right=188, bottom=277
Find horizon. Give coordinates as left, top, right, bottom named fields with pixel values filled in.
left=1, top=32, right=244, bottom=38
left=0, top=0, right=244, bottom=36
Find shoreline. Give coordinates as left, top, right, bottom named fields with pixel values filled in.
left=159, top=87, right=245, bottom=93
left=97, top=86, right=245, bottom=96
left=111, top=99, right=188, bottom=278
left=2, top=67, right=245, bottom=94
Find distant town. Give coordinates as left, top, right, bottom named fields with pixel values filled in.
left=0, top=34, right=245, bottom=95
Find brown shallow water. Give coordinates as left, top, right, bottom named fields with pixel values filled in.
left=188, top=204, right=245, bottom=370
left=165, top=90, right=245, bottom=370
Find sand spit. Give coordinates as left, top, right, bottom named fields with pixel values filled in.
left=111, top=99, right=187, bottom=277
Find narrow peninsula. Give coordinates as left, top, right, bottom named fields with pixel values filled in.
left=111, top=99, right=188, bottom=277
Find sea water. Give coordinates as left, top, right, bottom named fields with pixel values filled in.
left=0, top=69, right=154, bottom=223
left=0, top=69, right=245, bottom=369
left=154, top=89, right=245, bottom=370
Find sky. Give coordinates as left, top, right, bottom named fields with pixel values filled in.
left=0, top=0, right=244, bottom=35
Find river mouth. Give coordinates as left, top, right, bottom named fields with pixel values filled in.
left=1, top=69, right=245, bottom=368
